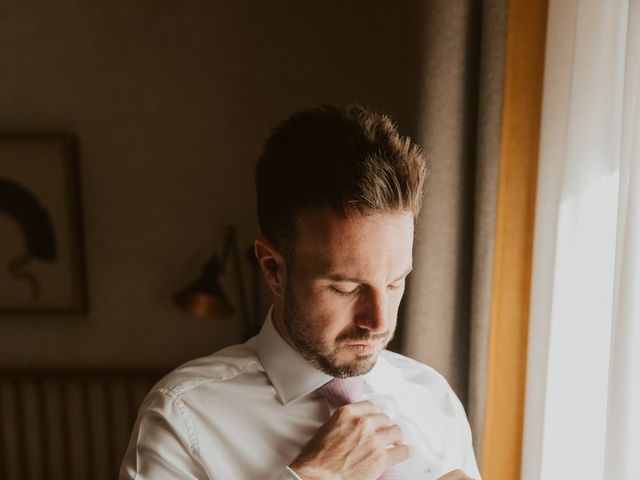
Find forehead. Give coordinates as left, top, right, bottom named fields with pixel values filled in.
left=291, top=208, right=414, bottom=273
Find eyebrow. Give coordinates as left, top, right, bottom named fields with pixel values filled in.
left=325, top=267, right=413, bottom=284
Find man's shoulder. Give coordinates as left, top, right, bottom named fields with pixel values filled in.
left=150, top=338, right=263, bottom=400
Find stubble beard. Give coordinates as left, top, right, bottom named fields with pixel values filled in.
left=282, top=285, right=393, bottom=378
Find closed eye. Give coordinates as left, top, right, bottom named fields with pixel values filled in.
left=330, top=286, right=359, bottom=297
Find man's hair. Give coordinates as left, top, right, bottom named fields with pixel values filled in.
left=255, top=104, right=427, bottom=252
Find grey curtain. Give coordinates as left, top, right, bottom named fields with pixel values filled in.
left=396, top=0, right=507, bottom=459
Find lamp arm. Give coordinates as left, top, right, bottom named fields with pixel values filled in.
left=249, top=246, right=261, bottom=334
left=219, top=227, right=235, bottom=269
left=222, top=226, right=254, bottom=338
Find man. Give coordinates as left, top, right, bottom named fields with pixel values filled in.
left=121, top=105, right=480, bottom=479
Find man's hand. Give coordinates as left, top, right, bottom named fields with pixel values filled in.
left=289, top=400, right=409, bottom=480
left=436, top=470, right=473, bottom=480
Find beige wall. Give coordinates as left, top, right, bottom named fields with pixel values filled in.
left=0, top=1, right=423, bottom=368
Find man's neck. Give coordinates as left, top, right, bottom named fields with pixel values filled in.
left=271, top=303, right=296, bottom=350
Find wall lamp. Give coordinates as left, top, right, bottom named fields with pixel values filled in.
left=173, top=226, right=261, bottom=339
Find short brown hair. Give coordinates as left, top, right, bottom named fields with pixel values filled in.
left=255, top=104, right=427, bottom=251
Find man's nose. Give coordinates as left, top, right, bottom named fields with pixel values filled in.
left=354, top=288, right=388, bottom=334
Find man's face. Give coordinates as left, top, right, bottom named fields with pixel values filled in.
left=281, top=208, right=414, bottom=377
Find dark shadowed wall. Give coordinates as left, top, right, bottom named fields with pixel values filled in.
left=0, top=1, right=423, bottom=368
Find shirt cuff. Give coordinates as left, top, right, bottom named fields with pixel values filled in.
left=278, top=466, right=303, bottom=480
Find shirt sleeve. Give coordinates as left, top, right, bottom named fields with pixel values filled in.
left=460, top=440, right=482, bottom=480
left=119, top=390, right=209, bottom=480
left=120, top=390, right=308, bottom=480
left=452, top=392, right=482, bottom=480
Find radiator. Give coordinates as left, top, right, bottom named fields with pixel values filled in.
left=0, top=367, right=168, bottom=480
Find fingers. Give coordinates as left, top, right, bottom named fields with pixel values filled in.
left=437, top=470, right=473, bottom=480
left=334, top=402, right=393, bottom=431
left=378, top=425, right=409, bottom=469
left=376, top=424, right=403, bottom=445
left=334, top=404, right=407, bottom=464
left=292, top=400, right=411, bottom=478
left=338, top=399, right=378, bottom=415
left=384, top=443, right=411, bottom=467
left=361, top=412, right=394, bottom=430
left=335, top=403, right=403, bottom=448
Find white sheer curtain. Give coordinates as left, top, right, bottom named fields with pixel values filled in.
left=604, top=1, right=640, bottom=477
left=522, top=1, right=640, bottom=479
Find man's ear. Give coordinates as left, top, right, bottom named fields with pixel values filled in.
left=254, top=237, right=287, bottom=299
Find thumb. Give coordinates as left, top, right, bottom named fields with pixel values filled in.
left=436, top=470, right=473, bottom=480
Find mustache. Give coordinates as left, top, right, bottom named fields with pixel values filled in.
left=336, top=328, right=389, bottom=343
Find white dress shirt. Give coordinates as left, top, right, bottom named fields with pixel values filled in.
left=120, top=311, right=481, bottom=479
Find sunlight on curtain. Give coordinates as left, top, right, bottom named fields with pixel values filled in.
left=522, top=0, right=640, bottom=479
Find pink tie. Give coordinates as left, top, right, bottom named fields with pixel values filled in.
left=315, top=378, right=402, bottom=480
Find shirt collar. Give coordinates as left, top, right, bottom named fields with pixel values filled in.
left=256, top=308, right=333, bottom=405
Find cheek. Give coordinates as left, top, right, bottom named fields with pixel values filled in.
left=307, top=292, right=357, bottom=337
left=315, top=300, right=355, bottom=335
left=390, top=291, right=404, bottom=312
left=291, top=283, right=353, bottom=323
left=297, top=283, right=351, bottom=311
left=384, top=291, right=404, bottom=326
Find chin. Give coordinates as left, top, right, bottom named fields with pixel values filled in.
left=332, top=354, right=378, bottom=378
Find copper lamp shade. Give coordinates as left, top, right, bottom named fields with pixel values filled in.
left=174, top=226, right=259, bottom=338
left=173, top=256, right=234, bottom=319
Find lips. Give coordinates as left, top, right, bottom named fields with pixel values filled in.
left=344, top=342, right=377, bottom=353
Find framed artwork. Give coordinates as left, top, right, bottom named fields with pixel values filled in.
left=0, top=134, right=88, bottom=313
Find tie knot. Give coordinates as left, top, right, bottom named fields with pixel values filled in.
left=315, top=376, right=365, bottom=407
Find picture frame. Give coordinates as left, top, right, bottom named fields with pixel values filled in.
left=0, top=133, right=88, bottom=313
